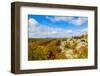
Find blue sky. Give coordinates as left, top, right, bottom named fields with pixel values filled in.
left=28, top=15, right=88, bottom=38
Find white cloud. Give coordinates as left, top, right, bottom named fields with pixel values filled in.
left=53, top=17, right=67, bottom=22
left=66, top=30, right=73, bottom=33
left=46, top=16, right=88, bottom=26
left=51, top=31, right=58, bottom=34
left=46, top=16, right=67, bottom=22
left=28, top=18, right=38, bottom=26
left=54, top=16, right=74, bottom=22
left=28, top=18, right=39, bottom=33
left=28, top=18, right=74, bottom=38
left=29, top=25, right=74, bottom=38
left=72, top=28, right=88, bottom=37
left=80, top=28, right=88, bottom=35
left=69, top=17, right=88, bottom=26
left=81, top=28, right=88, bottom=32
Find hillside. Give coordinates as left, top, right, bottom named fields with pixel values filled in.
left=28, top=34, right=88, bottom=60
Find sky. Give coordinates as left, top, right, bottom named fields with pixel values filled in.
left=28, top=15, right=88, bottom=38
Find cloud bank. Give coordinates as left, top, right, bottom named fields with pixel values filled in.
left=28, top=17, right=88, bottom=38
left=46, top=16, right=88, bottom=26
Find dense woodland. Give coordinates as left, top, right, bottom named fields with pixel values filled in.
left=28, top=34, right=88, bottom=60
